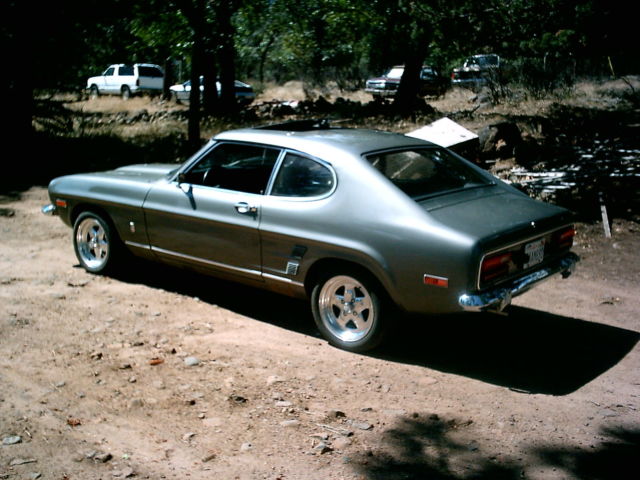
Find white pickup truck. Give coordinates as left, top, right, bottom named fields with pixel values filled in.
left=86, top=63, right=164, bottom=99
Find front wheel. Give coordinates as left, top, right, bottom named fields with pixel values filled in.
left=311, top=270, right=388, bottom=352
left=121, top=85, right=131, bottom=100
left=89, top=85, right=99, bottom=99
left=73, top=212, right=120, bottom=274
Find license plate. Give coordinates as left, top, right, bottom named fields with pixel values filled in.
left=523, top=238, right=545, bottom=269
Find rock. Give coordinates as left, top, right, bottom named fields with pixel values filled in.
left=275, top=401, right=292, bottom=407
left=280, top=419, right=300, bottom=428
left=266, top=375, right=285, bottom=386
left=184, top=356, right=200, bottom=366
left=113, top=467, right=135, bottom=478
left=240, top=442, right=253, bottom=451
left=313, top=443, right=333, bottom=454
left=26, top=473, right=42, bottom=479
left=347, top=419, right=373, bottom=431
left=332, top=437, right=352, bottom=450
left=129, top=398, right=144, bottom=409
left=202, top=451, right=217, bottom=462
left=94, top=452, right=113, bottom=463
left=327, top=409, right=346, bottom=419
left=2, top=435, right=22, bottom=445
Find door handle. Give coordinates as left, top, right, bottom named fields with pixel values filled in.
left=234, top=202, right=257, bottom=215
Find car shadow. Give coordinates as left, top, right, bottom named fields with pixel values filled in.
left=110, top=262, right=638, bottom=396
left=376, top=307, right=640, bottom=396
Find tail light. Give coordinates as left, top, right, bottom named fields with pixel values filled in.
left=555, top=226, right=576, bottom=250
left=481, top=251, right=512, bottom=283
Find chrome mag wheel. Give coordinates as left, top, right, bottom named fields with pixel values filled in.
left=317, top=274, right=377, bottom=344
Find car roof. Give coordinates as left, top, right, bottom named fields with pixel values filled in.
left=213, top=125, right=435, bottom=158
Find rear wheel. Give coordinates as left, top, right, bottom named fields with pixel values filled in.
left=73, top=212, right=121, bottom=274
left=311, top=269, right=388, bottom=352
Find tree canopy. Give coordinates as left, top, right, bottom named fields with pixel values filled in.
left=25, top=0, right=636, bottom=95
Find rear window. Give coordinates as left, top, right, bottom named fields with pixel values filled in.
left=138, top=66, right=163, bottom=78
left=366, top=147, right=492, bottom=199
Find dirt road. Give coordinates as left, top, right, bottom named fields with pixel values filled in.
left=1, top=187, right=638, bottom=480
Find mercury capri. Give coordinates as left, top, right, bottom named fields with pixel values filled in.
left=42, top=120, right=579, bottom=352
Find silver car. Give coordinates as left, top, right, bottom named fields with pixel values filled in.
left=170, top=77, right=255, bottom=105
left=42, top=121, right=579, bottom=352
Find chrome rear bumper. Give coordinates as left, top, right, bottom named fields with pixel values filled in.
left=458, top=252, right=579, bottom=313
left=41, top=204, right=58, bottom=216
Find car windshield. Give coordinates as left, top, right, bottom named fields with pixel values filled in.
left=386, top=67, right=404, bottom=79
left=366, top=147, right=493, bottom=199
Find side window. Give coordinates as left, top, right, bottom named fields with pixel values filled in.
left=184, top=143, right=280, bottom=194
left=271, top=153, right=334, bottom=197
left=104, top=67, right=115, bottom=76
left=119, top=65, right=134, bottom=76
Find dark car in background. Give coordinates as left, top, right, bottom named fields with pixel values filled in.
left=42, top=121, right=578, bottom=353
left=170, top=76, right=255, bottom=105
left=365, top=65, right=448, bottom=99
left=451, top=54, right=506, bottom=89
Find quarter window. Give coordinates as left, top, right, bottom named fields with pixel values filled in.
left=184, top=143, right=280, bottom=194
left=271, top=153, right=334, bottom=197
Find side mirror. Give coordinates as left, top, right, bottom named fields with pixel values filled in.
left=177, top=172, right=187, bottom=184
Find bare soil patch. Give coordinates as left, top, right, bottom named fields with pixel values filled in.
left=0, top=189, right=638, bottom=480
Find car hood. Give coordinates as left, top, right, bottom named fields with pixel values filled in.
left=94, top=163, right=178, bottom=182
left=419, top=188, right=572, bottom=242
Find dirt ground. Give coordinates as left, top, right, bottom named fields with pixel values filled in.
left=6, top=80, right=640, bottom=478
left=0, top=182, right=638, bottom=480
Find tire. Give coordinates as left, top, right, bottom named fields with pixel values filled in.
left=311, top=269, right=388, bottom=352
left=89, top=85, right=99, bottom=99
left=73, top=212, right=121, bottom=274
left=121, top=85, right=131, bottom=100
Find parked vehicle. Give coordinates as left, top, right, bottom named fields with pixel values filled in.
left=170, top=77, right=256, bottom=105
left=42, top=120, right=578, bottom=353
left=86, top=64, right=164, bottom=99
left=451, top=54, right=505, bottom=89
left=365, top=65, right=448, bottom=99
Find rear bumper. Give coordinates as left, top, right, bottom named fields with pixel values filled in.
left=458, top=252, right=579, bottom=312
left=41, top=204, right=58, bottom=216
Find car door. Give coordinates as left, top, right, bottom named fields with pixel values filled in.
left=99, top=66, right=116, bottom=93
left=143, top=142, right=281, bottom=281
left=259, top=152, right=337, bottom=282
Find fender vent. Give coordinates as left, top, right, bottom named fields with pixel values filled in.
left=286, top=261, right=300, bottom=276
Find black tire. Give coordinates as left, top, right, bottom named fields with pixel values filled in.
left=89, top=85, right=99, bottom=99
left=72, top=211, right=122, bottom=274
left=121, top=85, right=131, bottom=100
left=311, top=268, right=388, bottom=352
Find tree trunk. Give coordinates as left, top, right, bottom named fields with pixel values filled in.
left=216, top=0, right=238, bottom=115
left=163, top=57, right=174, bottom=101
left=393, top=51, right=426, bottom=114
left=202, top=49, right=218, bottom=115
left=187, top=41, right=202, bottom=150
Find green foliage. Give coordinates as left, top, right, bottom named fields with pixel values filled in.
left=29, top=0, right=638, bottom=93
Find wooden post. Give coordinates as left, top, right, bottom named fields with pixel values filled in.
left=599, top=192, right=612, bottom=238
